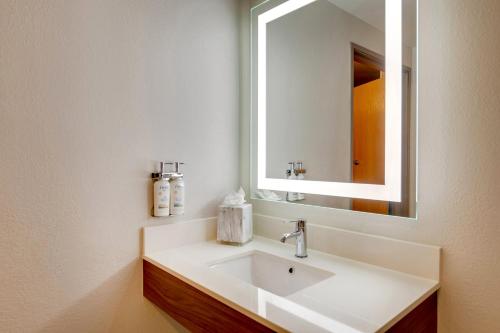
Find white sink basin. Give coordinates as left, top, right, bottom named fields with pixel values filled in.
left=209, top=251, right=334, bottom=296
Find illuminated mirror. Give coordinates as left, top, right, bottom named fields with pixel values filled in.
left=251, top=0, right=417, bottom=217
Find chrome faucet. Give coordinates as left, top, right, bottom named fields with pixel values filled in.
left=280, top=219, right=307, bottom=258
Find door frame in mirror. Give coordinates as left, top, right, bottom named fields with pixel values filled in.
left=255, top=0, right=403, bottom=201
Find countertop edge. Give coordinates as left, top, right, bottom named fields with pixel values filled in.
left=143, top=248, right=440, bottom=333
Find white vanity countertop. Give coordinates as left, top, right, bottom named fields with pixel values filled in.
left=143, top=236, right=439, bottom=333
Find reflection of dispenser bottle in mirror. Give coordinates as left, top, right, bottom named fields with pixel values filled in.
left=153, top=162, right=171, bottom=217
left=286, top=162, right=298, bottom=202
left=296, top=162, right=305, bottom=201
left=169, top=162, right=185, bottom=216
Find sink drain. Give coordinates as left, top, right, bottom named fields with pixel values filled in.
left=288, top=267, right=295, bottom=274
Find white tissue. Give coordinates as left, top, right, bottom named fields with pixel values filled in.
left=222, top=187, right=246, bottom=206
left=254, top=189, right=282, bottom=201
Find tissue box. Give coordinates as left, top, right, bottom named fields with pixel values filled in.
left=217, top=203, right=252, bottom=245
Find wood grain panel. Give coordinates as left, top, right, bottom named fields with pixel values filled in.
left=144, top=260, right=436, bottom=333
left=143, top=260, right=279, bottom=333
left=386, top=292, right=438, bottom=333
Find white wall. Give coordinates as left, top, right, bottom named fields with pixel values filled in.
left=247, top=0, right=500, bottom=332
left=0, top=0, right=241, bottom=332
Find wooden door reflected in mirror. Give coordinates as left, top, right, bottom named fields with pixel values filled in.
left=351, top=45, right=412, bottom=216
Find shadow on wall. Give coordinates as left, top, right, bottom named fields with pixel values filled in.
left=108, top=259, right=189, bottom=333
left=39, top=258, right=187, bottom=333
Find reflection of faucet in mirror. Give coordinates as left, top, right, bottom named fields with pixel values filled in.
left=286, top=162, right=298, bottom=202
left=296, top=162, right=306, bottom=201
left=285, top=162, right=307, bottom=202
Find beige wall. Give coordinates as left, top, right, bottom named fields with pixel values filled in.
left=0, top=0, right=240, bottom=332
left=2, top=0, right=500, bottom=332
left=248, top=0, right=500, bottom=332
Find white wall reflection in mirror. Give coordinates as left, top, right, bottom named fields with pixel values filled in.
left=251, top=0, right=417, bottom=217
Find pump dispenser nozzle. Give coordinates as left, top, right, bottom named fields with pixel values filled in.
left=173, top=162, right=185, bottom=175
left=160, top=162, right=167, bottom=176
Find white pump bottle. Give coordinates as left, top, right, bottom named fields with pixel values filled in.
left=153, top=162, right=171, bottom=217
left=169, top=162, right=185, bottom=215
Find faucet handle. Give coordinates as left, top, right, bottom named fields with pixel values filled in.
left=284, top=219, right=306, bottom=229
left=285, top=218, right=306, bottom=223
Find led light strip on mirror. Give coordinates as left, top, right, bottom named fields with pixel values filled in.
left=257, top=0, right=402, bottom=201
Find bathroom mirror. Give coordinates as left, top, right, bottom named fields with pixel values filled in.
left=251, top=0, right=417, bottom=217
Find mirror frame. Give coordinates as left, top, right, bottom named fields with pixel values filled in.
left=256, top=0, right=403, bottom=201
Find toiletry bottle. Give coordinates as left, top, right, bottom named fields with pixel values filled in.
left=169, top=162, right=185, bottom=216
left=286, top=162, right=298, bottom=202
left=153, top=162, right=171, bottom=217
left=296, top=161, right=305, bottom=201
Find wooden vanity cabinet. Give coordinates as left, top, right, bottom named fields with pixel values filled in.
left=386, top=292, right=437, bottom=333
left=143, top=260, right=437, bottom=333
left=143, top=260, right=278, bottom=333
